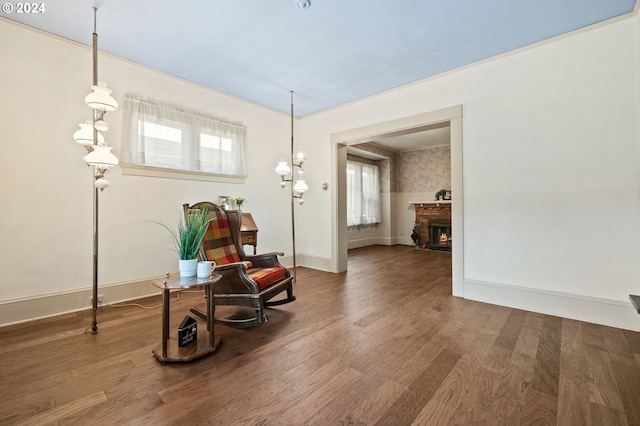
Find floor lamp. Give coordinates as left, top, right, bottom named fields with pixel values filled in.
left=72, top=7, right=119, bottom=334
left=275, top=91, right=308, bottom=282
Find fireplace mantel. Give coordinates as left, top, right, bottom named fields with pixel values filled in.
left=409, top=200, right=451, bottom=206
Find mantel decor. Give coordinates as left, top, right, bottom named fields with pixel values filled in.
left=434, top=189, right=451, bottom=201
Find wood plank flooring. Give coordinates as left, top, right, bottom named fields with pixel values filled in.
left=1, top=245, right=639, bottom=425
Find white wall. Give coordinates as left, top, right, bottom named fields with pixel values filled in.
left=0, top=19, right=294, bottom=323
left=297, top=14, right=640, bottom=330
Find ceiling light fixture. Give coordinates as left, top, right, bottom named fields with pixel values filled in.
left=296, top=0, right=310, bottom=9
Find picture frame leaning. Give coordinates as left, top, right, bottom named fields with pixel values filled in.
left=218, top=195, right=231, bottom=209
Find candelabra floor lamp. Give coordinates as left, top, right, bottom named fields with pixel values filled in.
left=72, top=7, right=119, bottom=334
left=275, top=91, right=308, bottom=283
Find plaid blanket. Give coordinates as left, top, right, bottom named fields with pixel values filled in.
left=201, top=208, right=242, bottom=265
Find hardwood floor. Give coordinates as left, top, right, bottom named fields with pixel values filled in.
left=1, top=245, right=639, bottom=425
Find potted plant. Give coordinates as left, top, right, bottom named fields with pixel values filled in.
left=153, top=207, right=212, bottom=277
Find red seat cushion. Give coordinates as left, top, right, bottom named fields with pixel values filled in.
left=247, top=267, right=288, bottom=290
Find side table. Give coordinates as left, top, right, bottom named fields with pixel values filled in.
left=152, top=272, right=222, bottom=363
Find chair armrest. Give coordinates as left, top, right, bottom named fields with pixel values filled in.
left=245, top=253, right=285, bottom=268
left=214, top=261, right=253, bottom=271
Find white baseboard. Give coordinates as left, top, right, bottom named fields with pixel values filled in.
left=397, top=237, right=415, bottom=246
left=0, top=256, right=334, bottom=327
left=10, top=267, right=635, bottom=332
left=0, top=276, right=162, bottom=328
left=464, top=279, right=640, bottom=332
left=347, top=236, right=395, bottom=250
left=297, top=253, right=332, bottom=272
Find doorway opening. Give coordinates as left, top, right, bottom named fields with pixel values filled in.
left=330, top=105, right=464, bottom=297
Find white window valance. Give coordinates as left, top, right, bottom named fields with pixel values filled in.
left=121, top=97, right=247, bottom=177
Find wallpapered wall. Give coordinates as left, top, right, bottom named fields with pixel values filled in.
left=398, top=145, right=451, bottom=197
left=348, top=143, right=451, bottom=198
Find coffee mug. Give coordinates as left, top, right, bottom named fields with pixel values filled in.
left=197, top=260, right=216, bottom=277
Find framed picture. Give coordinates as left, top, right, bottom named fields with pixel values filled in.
left=218, top=195, right=231, bottom=209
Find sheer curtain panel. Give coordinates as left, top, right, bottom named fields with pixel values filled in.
left=121, top=97, right=247, bottom=176
left=346, top=160, right=380, bottom=227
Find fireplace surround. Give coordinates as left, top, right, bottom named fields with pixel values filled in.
left=428, top=219, right=452, bottom=251
left=412, top=202, right=452, bottom=252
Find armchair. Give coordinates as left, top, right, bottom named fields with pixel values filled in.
left=183, top=202, right=295, bottom=328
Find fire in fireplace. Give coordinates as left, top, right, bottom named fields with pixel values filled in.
left=428, top=220, right=452, bottom=252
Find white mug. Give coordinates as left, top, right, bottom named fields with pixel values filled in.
left=197, top=260, right=216, bottom=277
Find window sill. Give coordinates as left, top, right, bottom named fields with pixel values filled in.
left=120, top=163, right=246, bottom=184
left=347, top=223, right=380, bottom=230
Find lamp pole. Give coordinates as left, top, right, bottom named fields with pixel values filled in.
left=275, top=91, right=308, bottom=283
left=90, top=7, right=100, bottom=334
left=289, top=91, right=297, bottom=283
left=91, top=176, right=99, bottom=333
left=73, top=7, right=119, bottom=333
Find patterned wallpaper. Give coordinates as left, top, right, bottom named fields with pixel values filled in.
left=348, top=143, right=450, bottom=197
left=398, top=145, right=451, bottom=195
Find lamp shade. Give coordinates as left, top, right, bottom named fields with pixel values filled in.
left=93, top=119, right=109, bottom=132
left=293, top=179, right=308, bottom=194
left=85, top=145, right=119, bottom=169
left=85, top=82, right=118, bottom=111
left=94, top=178, right=109, bottom=190
left=275, top=160, right=291, bottom=177
left=74, top=121, right=104, bottom=146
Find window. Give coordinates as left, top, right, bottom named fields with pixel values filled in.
left=200, top=133, right=235, bottom=174
left=121, top=98, right=247, bottom=179
left=140, top=122, right=182, bottom=169
left=347, top=160, right=380, bottom=227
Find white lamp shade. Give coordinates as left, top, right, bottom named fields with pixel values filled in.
left=85, top=82, right=118, bottom=111
left=74, top=121, right=104, bottom=146
left=85, top=145, right=119, bottom=169
left=93, top=119, right=109, bottom=132
left=275, top=160, right=291, bottom=176
left=95, top=178, right=109, bottom=189
left=293, top=179, right=308, bottom=194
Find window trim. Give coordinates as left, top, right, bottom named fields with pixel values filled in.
left=120, top=162, right=246, bottom=184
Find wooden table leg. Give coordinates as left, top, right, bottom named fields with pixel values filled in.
left=205, top=284, right=215, bottom=349
left=161, top=288, right=170, bottom=359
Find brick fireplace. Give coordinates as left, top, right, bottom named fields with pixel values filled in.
left=413, top=203, right=452, bottom=251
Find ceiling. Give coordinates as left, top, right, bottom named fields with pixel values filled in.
left=351, top=122, right=452, bottom=155
left=4, top=0, right=636, bottom=120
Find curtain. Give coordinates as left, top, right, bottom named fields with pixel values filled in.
left=347, top=160, right=380, bottom=227
left=121, top=97, right=247, bottom=176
